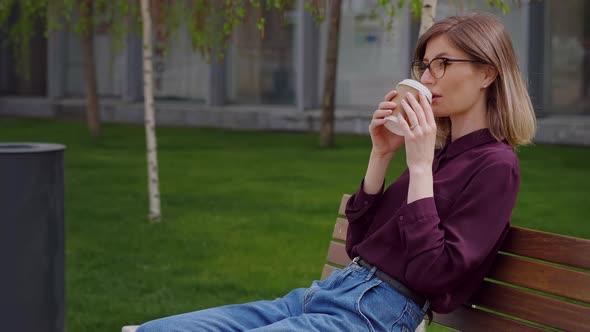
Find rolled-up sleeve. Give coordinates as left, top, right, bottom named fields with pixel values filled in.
left=397, top=161, right=520, bottom=294
left=345, top=180, right=384, bottom=257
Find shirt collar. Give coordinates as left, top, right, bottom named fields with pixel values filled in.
left=442, top=128, right=498, bottom=159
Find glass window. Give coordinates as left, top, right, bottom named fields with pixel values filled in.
left=322, top=0, right=409, bottom=108
left=0, top=28, right=47, bottom=96
left=153, top=26, right=209, bottom=102
left=227, top=3, right=297, bottom=105
left=436, top=0, right=530, bottom=76
left=65, top=30, right=122, bottom=97
left=65, top=23, right=208, bottom=101
left=547, top=0, right=589, bottom=114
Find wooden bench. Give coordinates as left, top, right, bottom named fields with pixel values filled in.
left=324, top=194, right=590, bottom=331
left=123, top=194, right=590, bottom=332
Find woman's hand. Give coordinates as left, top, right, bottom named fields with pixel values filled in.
left=369, top=90, right=405, bottom=158
left=397, top=91, right=437, bottom=173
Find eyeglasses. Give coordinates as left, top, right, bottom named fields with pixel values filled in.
left=411, top=57, right=483, bottom=80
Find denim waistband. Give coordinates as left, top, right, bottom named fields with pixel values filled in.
left=347, top=257, right=433, bottom=324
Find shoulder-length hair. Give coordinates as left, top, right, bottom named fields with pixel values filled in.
left=414, top=13, right=537, bottom=148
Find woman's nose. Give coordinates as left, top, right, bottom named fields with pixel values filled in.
left=420, top=69, right=435, bottom=85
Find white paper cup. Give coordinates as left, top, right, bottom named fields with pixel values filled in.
left=383, top=79, right=432, bottom=136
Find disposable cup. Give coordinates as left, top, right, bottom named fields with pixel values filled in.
left=383, top=79, right=432, bottom=136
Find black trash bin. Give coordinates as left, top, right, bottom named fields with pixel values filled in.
left=0, top=143, right=65, bottom=332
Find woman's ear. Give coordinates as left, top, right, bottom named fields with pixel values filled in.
left=482, top=65, right=498, bottom=88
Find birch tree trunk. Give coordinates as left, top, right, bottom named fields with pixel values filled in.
left=140, top=0, right=162, bottom=222
left=419, top=0, right=438, bottom=36
left=80, top=0, right=101, bottom=138
left=319, top=0, right=341, bottom=148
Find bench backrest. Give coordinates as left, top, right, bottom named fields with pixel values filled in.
left=322, top=194, right=590, bottom=331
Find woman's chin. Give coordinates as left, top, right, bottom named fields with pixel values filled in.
left=432, top=108, right=445, bottom=117
left=432, top=105, right=452, bottom=118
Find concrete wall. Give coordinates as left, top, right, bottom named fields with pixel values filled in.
left=1, top=97, right=588, bottom=146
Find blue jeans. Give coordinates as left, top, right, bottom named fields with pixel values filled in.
left=137, top=261, right=428, bottom=332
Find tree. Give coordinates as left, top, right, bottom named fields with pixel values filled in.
left=0, top=0, right=158, bottom=218
left=420, top=0, right=437, bottom=36
left=55, top=0, right=138, bottom=138
left=0, top=1, right=45, bottom=79
left=0, top=0, right=139, bottom=138
left=140, top=0, right=161, bottom=222
left=319, top=0, right=340, bottom=147
left=79, top=0, right=101, bottom=137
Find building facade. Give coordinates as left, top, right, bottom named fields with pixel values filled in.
left=0, top=0, right=588, bottom=144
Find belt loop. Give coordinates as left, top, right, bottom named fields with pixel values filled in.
left=365, top=266, right=377, bottom=280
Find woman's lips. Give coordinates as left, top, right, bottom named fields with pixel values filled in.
left=432, top=94, right=442, bottom=103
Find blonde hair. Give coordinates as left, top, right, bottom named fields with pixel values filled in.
left=414, top=14, right=537, bottom=148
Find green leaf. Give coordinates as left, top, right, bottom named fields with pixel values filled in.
left=256, top=17, right=266, bottom=31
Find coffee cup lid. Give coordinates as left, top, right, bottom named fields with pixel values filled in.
left=396, top=79, right=432, bottom=103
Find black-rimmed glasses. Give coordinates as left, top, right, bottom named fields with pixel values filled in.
left=412, top=57, right=482, bottom=80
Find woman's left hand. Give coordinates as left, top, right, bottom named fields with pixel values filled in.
left=397, top=91, right=437, bottom=173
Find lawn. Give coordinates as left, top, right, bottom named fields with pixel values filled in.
left=1, top=118, right=589, bottom=332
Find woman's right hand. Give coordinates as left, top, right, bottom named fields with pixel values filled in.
left=369, top=90, right=405, bottom=157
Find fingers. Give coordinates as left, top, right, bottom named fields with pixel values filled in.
left=396, top=112, right=412, bottom=137
left=384, top=90, right=397, bottom=102
left=400, top=99, right=419, bottom=129
left=377, top=101, right=397, bottom=111
left=369, top=117, right=388, bottom=131
left=373, top=108, right=394, bottom=119
left=404, top=93, right=427, bottom=128
left=371, top=98, right=398, bottom=132
left=369, top=109, right=392, bottom=131
left=419, top=91, right=436, bottom=127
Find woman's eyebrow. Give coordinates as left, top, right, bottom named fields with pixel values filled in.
left=423, top=52, right=450, bottom=62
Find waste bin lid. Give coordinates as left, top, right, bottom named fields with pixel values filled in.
left=0, top=143, right=66, bottom=154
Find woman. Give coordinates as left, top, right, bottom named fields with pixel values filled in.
left=137, top=13, right=536, bottom=332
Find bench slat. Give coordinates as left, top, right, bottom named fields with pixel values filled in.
left=338, top=194, right=351, bottom=216
left=326, top=241, right=351, bottom=267
left=433, top=305, right=547, bottom=332
left=471, top=281, right=590, bottom=331
left=321, top=264, right=336, bottom=281
left=489, top=254, right=590, bottom=303
left=332, top=218, right=348, bottom=241
left=501, top=226, right=590, bottom=270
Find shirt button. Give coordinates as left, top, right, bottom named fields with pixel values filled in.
left=399, top=216, right=404, bottom=221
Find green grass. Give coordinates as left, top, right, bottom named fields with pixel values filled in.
left=0, top=118, right=588, bottom=332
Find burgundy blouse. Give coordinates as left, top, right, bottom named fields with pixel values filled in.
left=345, top=128, right=520, bottom=313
